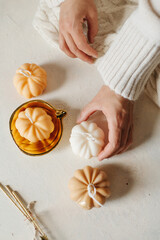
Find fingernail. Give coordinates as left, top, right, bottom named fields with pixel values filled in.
left=93, top=54, right=98, bottom=58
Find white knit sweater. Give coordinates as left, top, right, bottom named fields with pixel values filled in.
left=33, top=0, right=160, bottom=105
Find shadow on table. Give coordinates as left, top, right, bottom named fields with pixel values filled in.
left=29, top=202, right=65, bottom=239
left=41, top=63, right=66, bottom=94
left=38, top=209, right=68, bottom=240
left=46, top=98, right=80, bottom=150
left=99, top=163, right=134, bottom=201
left=131, top=93, right=159, bottom=150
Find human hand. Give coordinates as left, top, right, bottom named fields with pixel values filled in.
left=77, top=85, right=134, bottom=161
left=59, top=0, right=98, bottom=63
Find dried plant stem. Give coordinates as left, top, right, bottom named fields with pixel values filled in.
left=0, top=183, right=48, bottom=240
left=12, top=191, right=44, bottom=236
left=0, top=183, right=28, bottom=218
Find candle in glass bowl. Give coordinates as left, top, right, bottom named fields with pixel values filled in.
left=15, top=107, right=54, bottom=142
left=10, top=100, right=66, bottom=155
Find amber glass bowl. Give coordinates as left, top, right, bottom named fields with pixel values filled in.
left=9, top=100, right=66, bottom=156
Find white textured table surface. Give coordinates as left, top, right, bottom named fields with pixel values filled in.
left=0, top=0, right=160, bottom=239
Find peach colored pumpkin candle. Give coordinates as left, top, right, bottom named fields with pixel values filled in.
left=68, top=166, right=111, bottom=210
left=15, top=107, right=54, bottom=142
left=13, top=63, right=47, bottom=98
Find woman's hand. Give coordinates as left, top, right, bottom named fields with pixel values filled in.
left=77, top=85, right=134, bottom=161
left=59, top=0, right=98, bottom=63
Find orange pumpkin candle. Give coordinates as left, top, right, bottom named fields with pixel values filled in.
left=68, top=166, right=111, bottom=210
left=13, top=63, right=47, bottom=98
left=15, top=107, right=54, bottom=142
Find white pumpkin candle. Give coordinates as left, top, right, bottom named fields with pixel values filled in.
left=69, top=121, right=105, bottom=159
left=15, top=107, right=54, bottom=142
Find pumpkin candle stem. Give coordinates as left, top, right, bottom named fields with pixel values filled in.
left=82, top=133, right=95, bottom=142
left=25, top=112, right=34, bottom=124
left=18, top=68, right=32, bottom=78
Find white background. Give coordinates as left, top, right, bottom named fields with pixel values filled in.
left=0, top=0, right=160, bottom=239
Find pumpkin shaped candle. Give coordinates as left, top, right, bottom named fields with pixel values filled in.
left=69, top=121, right=105, bottom=159
left=68, top=166, right=111, bottom=210
left=13, top=63, right=47, bottom=98
left=10, top=100, right=66, bottom=155
left=15, top=107, right=54, bottom=142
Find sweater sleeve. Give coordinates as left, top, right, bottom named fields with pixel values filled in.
left=45, top=0, right=64, bottom=8
left=96, top=0, right=160, bottom=101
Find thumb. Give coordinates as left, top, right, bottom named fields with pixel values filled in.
left=77, top=103, right=97, bottom=123
left=87, top=13, right=98, bottom=43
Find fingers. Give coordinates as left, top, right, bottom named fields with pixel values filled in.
left=75, top=85, right=134, bottom=161
left=59, top=33, right=77, bottom=58
left=64, top=33, right=94, bottom=63
left=116, top=118, right=131, bottom=154
left=59, top=0, right=98, bottom=62
left=87, top=11, right=98, bottom=43
left=117, top=105, right=134, bottom=154
left=77, top=103, right=97, bottom=123
left=120, top=124, right=133, bottom=153
left=117, top=123, right=133, bottom=154
left=98, top=108, right=133, bottom=161
left=98, top=120, right=122, bottom=161
left=59, top=18, right=98, bottom=62
left=71, top=23, right=98, bottom=58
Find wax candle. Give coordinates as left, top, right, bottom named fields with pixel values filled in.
left=15, top=107, right=54, bottom=142
left=69, top=121, right=105, bottom=159
left=68, top=166, right=111, bottom=210
left=13, top=63, right=47, bottom=98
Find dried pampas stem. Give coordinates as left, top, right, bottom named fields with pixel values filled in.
left=0, top=183, right=48, bottom=240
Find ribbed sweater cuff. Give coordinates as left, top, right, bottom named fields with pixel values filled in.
left=96, top=16, right=160, bottom=101
left=45, top=0, right=64, bottom=8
